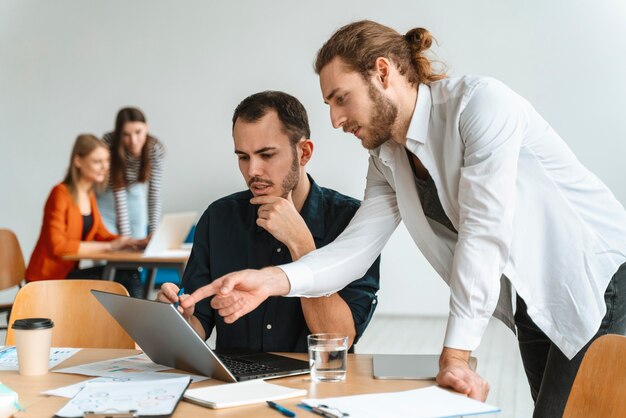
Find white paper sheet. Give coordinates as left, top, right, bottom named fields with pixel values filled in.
left=54, top=376, right=190, bottom=418
left=45, top=371, right=209, bottom=398
left=302, top=386, right=500, bottom=418
left=53, top=353, right=172, bottom=377
left=0, top=346, right=80, bottom=371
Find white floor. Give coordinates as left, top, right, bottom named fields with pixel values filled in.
left=356, top=315, right=534, bottom=418
left=0, top=312, right=534, bottom=417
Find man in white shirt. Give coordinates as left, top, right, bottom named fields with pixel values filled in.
left=182, top=21, right=626, bottom=417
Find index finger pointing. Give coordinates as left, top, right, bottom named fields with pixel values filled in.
left=181, top=281, right=221, bottom=308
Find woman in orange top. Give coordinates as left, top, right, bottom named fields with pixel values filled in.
left=26, top=134, right=135, bottom=282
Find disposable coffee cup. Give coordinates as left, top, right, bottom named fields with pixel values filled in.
left=11, top=318, right=54, bottom=376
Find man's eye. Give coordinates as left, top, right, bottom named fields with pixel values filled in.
left=261, top=153, right=273, bottom=159
left=337, top=95, right=345, bottom=104
left=238, top=155, right=249, bottom=161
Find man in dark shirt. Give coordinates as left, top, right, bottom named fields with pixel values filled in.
left=158, top=91, right=380, bottom=352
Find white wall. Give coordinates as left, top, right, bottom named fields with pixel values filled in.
left=2, top=0, right=625, bottom=315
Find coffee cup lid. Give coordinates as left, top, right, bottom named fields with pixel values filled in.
left=11, top=318, right=54, bottom=330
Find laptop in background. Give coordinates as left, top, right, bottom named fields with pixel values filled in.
left=144, top=212, right=198, bottom=257
left=91, top=290, right=310, bottom=382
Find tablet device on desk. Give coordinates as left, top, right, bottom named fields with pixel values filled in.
left=372, top=354, right=478, bottom=380
left=92, top=290, right=310, bottom=382
left=143, top=212, right=198, bottom=257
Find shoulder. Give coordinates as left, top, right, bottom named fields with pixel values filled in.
left=457, top=76, right=527, bottom=122
left=318, top=185, right=361, bottom=213
left=102, top=132, right=114, bottom=146
left=430, top=75, right=512, bottom=105
left=49, top=183, right=71, bottom=200
left=195, top=190, right=252, bottom=229
left=208, top=190, right=253, bottom=213
left=45, top=183, right=72, bottom=210
left=149, top=136, right=166, bottom=159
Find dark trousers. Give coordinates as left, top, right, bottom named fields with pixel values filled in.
left=515, top=262, right=626, bottom=417
left=66, top=266, right=144, bottom=299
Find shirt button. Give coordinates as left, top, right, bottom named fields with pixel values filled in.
left=266, top=324, right=272, bottom=330
left=372, top=299, right=377, bottom=305
left=276, top=248, right=282, bottom=253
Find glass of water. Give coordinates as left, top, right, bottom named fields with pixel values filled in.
left=307, top=333, right=348, bottom=382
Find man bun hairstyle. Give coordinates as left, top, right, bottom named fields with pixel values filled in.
left=314, top=20, right=446, bottom=86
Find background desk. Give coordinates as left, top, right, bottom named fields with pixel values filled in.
left=63, top=252, right=189, bottom=298
left=2, top=349, right=433, bottom=417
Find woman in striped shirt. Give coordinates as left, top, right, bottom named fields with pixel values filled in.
left=97, top=107, right=165, bottom=240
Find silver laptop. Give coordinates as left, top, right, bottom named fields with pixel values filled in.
left=92, top=290, right=310, bottom=382
left=143, top=212, right=197, bottom=257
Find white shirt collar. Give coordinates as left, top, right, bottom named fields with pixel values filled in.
left=405, top=83, right=432, bottom=151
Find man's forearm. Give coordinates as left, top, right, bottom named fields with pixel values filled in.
left=300, top=294, right=356, bottom=348
left=285, top=227, right=356, bottom=345
left=286, top=234, right=316, bottom=261
left=188, top=315, right=208, bottom=340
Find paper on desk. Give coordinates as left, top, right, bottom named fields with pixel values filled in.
left=53, top=353, right=172, bottom=377
left=0, top=346, right=80, bottom=371
left=54, top=376, right=190, bottom=418
left=302, top=386, right=500, bottom=418
left=44, top=371, right=209, bottom=398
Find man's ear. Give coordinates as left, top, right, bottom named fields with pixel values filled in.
left=299, top=139, right=314, bottom=166
left=374, top=57, right=392, bottom=88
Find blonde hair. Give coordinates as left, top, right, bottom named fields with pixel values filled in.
left=63, top=134, right=108, bottom=203
left=315, top=20, right=446, bottom=85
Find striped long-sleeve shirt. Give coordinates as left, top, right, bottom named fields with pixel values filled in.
left=103, top=132, right=165, bottom=236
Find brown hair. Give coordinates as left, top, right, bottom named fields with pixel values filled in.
left=314, top=20, right=446, bottom=86
left=63, top=134, right=108, bottom=203
left=232, top=91, right=311, bottom=147
left=110, top=107, right=154, bottom=189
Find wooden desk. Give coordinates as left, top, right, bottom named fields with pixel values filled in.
left=3, top=349, right=433, bottom=417
left=63, top=251, right=189, bottom=297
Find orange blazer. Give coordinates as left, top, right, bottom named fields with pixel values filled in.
left=26, top=183, right=118, bottom=281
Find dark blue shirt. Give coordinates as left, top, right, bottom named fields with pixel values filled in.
left=183, top=175, right=381, bottom=353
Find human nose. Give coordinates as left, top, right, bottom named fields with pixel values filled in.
left=247, top=157, right=263, bottom=178
left=330, top=105, right=347, bottom=129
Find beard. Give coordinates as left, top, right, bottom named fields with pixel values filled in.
left=249, top=147, right=300, bottom=198
left=280, top=147, right=300, bottom=197
left=360, top=82, right=398, bottom=150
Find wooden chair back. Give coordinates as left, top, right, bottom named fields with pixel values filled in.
left=563, top=334, right=626, bottom=418
left=0, top=228, right=25, bottom=292
left=6, top=280, right=135, bottom=349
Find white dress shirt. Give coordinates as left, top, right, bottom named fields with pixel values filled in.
left=280, top=76, right=626, bottom=359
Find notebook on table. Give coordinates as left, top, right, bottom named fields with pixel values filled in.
left=92, top=290, right=310, bottom=382
left=184, top=380, right=307, bottom=409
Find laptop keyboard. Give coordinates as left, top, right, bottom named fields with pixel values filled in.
left=217, top=354, right=279, bottom=375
